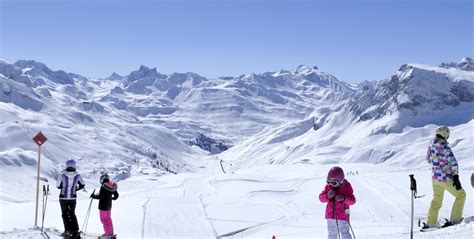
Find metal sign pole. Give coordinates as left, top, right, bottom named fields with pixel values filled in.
left=32, top=131, right=47, bottom=227
left=34, top=145, right=42, bottom=226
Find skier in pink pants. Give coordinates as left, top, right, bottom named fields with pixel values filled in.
left=91, top=173, right=119, bottom=239
left=319, top=166, right=356, bottom=239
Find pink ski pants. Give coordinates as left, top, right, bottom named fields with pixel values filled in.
left=99, top=210, right=114, bottom=236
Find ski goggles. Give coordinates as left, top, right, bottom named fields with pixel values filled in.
left=326, top=178, right=343, bottom=186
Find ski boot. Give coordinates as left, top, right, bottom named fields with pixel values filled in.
left=60, top=231, right=71, bottom=238
left=441, top=218, right=462, bottom=228
left=420, top=222, right=441, bottom=232
left=63, top=231, right=81, bottom=239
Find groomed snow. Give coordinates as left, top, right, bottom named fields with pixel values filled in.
left=1, top=163, right=473, bottom=238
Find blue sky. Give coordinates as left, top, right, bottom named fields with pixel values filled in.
left=0, top=0, right=472, bottom=82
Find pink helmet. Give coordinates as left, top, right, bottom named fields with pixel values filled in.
left=327, top=166, right=345, bottom=181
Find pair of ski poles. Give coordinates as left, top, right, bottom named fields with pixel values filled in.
left=82, top=189, right=95, bottom=234
left=333, top=199, right=356, bottom=239
left=40, top=185, right=95, bottom=234
left=41, top=185, right=50, bottom=231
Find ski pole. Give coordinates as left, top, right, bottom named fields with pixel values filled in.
left=409, top=175, right=416, bottom=239
left=41, top=185, right=50, bottom=231
left=333, top=200, right=341, bottom=239
left=82, top=189, right=95, bottom=234
left=409, top=174, right=426, bottom=237
left=348, top=220, right=356, bottom=239
left=42, top=185, right=49, bottom=231
left=344, top=206, right=356, bottom=239
left=41, top=185, right=46, bottom=231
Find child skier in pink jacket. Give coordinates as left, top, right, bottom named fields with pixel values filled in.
left=319, top=166, right=356, bottom=239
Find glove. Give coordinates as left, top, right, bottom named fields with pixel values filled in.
left=326, top=190, right=336, bottom=200
left=76, top=183, right=85, bottom=191
left=335, top=195, right=345, bottom=202
left=90, top=192, right=95, bottom=198
left=453, top=175, right=462, bottom=190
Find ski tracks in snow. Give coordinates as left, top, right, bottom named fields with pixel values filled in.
left=141, top=197, right=216, bottom=238
left=355, top=174, right=410, bottom=221
left=140, top=176, right=217, bottom=238
left=208, top=176, right=325, bottom=237
left=350, top=175, right=395, bottom=222
left=141, top=197, right=150, bottom=239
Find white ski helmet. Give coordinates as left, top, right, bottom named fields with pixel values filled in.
left=65, top=159, right=76, bottom=169
left=435, top=126, right=450, bottom=140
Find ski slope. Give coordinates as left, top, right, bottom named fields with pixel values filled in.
left=1, top=163, right=472, bottom=238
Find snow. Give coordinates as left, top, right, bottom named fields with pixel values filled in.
left=21, top=67, right=33, bottom=74
left=1, top=164, right=473, bottom=238
left=1, top=58, right=473, bottom=238
left=409, top=63, right=474, bottom=82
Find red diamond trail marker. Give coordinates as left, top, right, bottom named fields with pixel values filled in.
left=33, top=131, right=48, bottom=146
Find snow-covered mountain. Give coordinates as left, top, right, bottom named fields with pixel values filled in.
left=220, top=59, right=474, bottom=170
left=0, top=60, right=207, bottom=202
left=99, top=63, right=354, bottom=147
left=1, top=58, right=473, bottom=238
left=106, top=72, right=124, bottom=81
left=0, top=59, right=353, bottom=198
left=2, top=58, right=472, bottom=178
left=350, top=62, right=474, bottom=133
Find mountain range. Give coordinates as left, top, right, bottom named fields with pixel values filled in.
left=0, top=57, right=473, bottom=202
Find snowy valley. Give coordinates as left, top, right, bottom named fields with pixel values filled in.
left=0, top=58, right=473, bottom=238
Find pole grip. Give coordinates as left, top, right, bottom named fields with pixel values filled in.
left=409, top=174, right=417, bottom=191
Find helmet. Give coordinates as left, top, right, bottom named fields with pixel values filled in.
left=65, top=159, right=76, bottom=169
left=100, top=173, right=110, bottom=184
left=327, top=166, right=344, bottom=181
left=435, top=126, right=450, bottom=140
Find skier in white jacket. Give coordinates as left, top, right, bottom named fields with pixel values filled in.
left=56, top=159, right=85, bottom=238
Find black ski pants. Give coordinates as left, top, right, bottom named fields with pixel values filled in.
left=60, top=199, right=79, bottom=232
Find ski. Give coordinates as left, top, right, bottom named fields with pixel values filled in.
left=420, top=227, right=440, bottom=232
left=420, top=219, right=460, bottom=232
left=79, top=231, right=101, bottom=239
left=98, top=234, right=117, bottom=239
left=80, top=231, right=117, bottom=239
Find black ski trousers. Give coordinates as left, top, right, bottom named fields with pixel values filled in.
left=60, top=199, right=79, bottom=233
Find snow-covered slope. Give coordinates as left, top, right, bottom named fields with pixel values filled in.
left=220, top=59, right=474, bottom=171
left=1, top=58, right=473, bottom=238
left=1, top=164, right=472, bottom=238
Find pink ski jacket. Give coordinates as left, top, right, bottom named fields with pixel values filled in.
left=319, top=179, right=356, bottom=221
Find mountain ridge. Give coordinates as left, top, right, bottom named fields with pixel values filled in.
left=0, top=58, right=472, bottom=182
